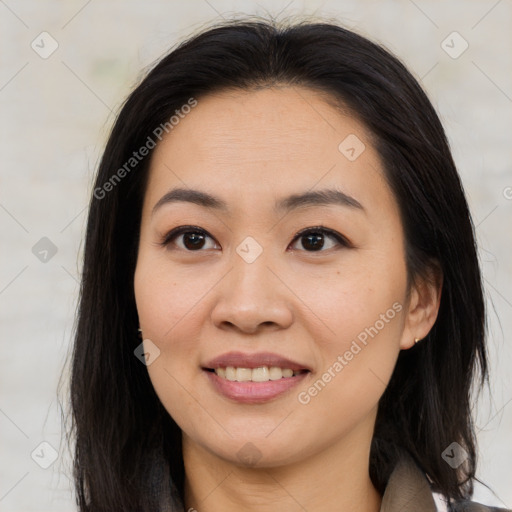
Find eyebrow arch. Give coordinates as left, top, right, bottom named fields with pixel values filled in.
left=152, top=188, right=229, bottom=216
left=275, top=188, right=364, bottom=213
left=151, top=187, right=365, bottom=216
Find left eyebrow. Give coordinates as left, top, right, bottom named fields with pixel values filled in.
left=151, top=187, right=365, bottom=217
left=274, top=188, right=365, bottom=214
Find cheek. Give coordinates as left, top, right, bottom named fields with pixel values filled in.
left=134, top=267, right=198, bottom=436
left=134, top=252, right=211, bottom=342
left=290, top=251, right=406, bottom=407
left=133, top=254, right=215, bottom=418
left=289, top=249, right=407, bottom=343
left=294, top=294, right=404, bottom=439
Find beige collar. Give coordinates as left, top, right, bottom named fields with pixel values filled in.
left=157, top=452, right=508, bottom=511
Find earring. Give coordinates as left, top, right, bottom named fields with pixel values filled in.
left=137, top=327, right=142, bottom=340
left=414, top=337, right=422, bottom=344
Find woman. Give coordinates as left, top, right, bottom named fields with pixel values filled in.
left=66, top=16, right=511, bottom=512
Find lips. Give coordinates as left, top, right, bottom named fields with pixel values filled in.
left=202, top=351, right=312, bottom=404
left=203, top=369, right=309, bottom=404
left=203, top=351, right=312, bottom=372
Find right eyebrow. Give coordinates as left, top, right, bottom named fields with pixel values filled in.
left=152, top=188, right=230, bottom=216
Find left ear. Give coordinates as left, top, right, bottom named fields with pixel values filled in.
left=400, top=262, right=443, bottom=350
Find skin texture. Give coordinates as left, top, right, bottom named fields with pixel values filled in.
left=134, top=86, right=442, bottom=512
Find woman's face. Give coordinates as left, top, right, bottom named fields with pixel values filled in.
left=134, top=86, right=436, bottom=468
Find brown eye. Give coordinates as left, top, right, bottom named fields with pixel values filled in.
left=181, top=232, right=207, bottom=250
left=161, top=226, right=218, bottom=251
left=289, top=227, right=350, bottom=252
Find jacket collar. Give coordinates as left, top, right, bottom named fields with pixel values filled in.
left=153, top=452, right=439, bottom=511
left=380, top=455, right=437, bottom=511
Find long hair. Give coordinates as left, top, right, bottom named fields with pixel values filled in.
left=63, top=16, right=488, bottom=511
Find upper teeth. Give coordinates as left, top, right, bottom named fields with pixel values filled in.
left=215, top=366, right=300, bottom=382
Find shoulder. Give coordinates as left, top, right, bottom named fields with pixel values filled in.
left=434, top=490, right=510, bottom=512
left=383, top=455, right=511, bottom=512
left=449, top=500, right=511, bottom=512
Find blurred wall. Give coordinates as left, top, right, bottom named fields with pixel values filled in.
left=1, top=1, right=510, bottom=510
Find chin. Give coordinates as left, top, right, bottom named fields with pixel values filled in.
left=189, top=431, right=315, bottom=469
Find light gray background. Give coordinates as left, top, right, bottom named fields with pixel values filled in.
left=1, top=1, right=511, bottom=511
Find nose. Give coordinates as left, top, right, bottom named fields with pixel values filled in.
left=210, top=252, right=294, bottom=335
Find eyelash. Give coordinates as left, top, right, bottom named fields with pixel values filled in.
left=158, top=225, right=351, bottom=253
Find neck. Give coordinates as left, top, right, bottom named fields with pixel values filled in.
left=182, top=418, right=381, bottom=512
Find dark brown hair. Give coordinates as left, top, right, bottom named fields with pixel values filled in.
left=63, top=16, right=488, bottom=511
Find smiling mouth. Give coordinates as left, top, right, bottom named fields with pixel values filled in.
left=204, top=366, right=309, bottom=382
left=203, top=365, right=311, bottom=404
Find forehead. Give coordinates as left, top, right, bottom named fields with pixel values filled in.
left=151, top=86, right=370, bottom=164
left=144, top=86, right=396, bottom=220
